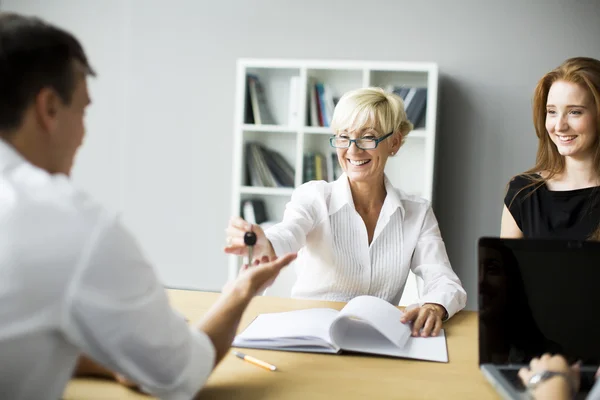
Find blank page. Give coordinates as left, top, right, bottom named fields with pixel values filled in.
left=334, top=295, right=411, bottom=347
left=234, top=308, right=339, bottom=348
left=336, top=320, right=448, bottom=362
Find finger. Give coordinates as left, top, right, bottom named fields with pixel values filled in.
left=223, top=245, right=247, bottom=255
left=412, top=309, right=429, bottom=336
left=400, top=307, right=419, bottom=323
left=250, top=254, right=297, bottom=285
left=225, top=226, right=248, bottom=238
left=431, top=316, right=443, bottom=336
left=518, top=367, right=531, bottom=383
left=421, top=313, right=436, bottom=337
left=229, top=216, right=251, bottom=230
left=225, top=236, right=246, bottom=248
left=271, top=253, right=297, bottom=268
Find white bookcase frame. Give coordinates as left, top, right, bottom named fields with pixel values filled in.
left=229, top=59, right=439, bottom=305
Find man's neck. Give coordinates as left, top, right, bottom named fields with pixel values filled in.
left=0, top=130, right=55, bottom=174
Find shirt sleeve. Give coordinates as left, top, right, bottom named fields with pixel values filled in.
left=265, top=183, right=319, bottom=256
left=504, top=175, right=528, bottom=231
left=62, top=214, right=215, bottom=400
left=410, top=205, right=467, bottom=320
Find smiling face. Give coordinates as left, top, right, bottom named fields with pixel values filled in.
left=546, top=80, right=598, bottom=161
left=329, top=87, right=410, bottom=186
left=335, top=127, right=397, bottom=184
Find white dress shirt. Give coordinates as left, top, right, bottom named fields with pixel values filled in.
left=0, top=140, right=214, bottom=400
left=265, top=174, right=467, bottom=319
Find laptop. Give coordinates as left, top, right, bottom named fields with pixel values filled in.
left=478, top=237, right=600, bottom=400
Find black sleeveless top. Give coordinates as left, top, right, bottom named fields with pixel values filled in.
left=504, top=174, right=600, bottom=240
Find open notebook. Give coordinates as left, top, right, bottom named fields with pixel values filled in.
left=233, top=295, right=448, bottom=363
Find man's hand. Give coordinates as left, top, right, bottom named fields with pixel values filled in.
left=199, top=252, right=297, bottom=366
left=518, top=354, right=580, bottom=396
left=400, top=303, right=447, bottom=337
left=222, top=253, right=296, bottom=300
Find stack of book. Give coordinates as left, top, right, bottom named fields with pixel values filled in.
left=306, top=78, right=339, bottom=127
left=240, top=198, right=267, bottom=225
left=245, top=74, right=276, bottom=125
left=387, top=85, right=428, bottom=128
left=303, top=152, right=342, bottom=183
left=245, top=142, right=295, bottom=188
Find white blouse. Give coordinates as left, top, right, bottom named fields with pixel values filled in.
left=265, top=174, right=467, bottom=319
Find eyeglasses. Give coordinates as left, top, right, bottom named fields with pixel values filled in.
left=329, top=131, right=394, bottom=150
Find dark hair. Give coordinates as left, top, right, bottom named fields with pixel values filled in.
left=0, top=13, right=95, bottom=132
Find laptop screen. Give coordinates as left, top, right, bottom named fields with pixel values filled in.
left=478, top=237, right=600, bottom=366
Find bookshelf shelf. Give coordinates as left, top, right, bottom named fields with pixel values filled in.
left=303, top=127, right=333, bottom=135
left=242, top=124, right=297, bottom=133
left=239, top=186, right=295, bottom=196
left=230, top=59, right=439, bottom=303
left=303, top=127, right=427, bottom=138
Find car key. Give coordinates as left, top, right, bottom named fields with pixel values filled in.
left=244, top=231, right=257, bottom=266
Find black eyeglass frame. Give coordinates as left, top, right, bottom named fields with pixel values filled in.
left=329, top=131, right=394, bottom=150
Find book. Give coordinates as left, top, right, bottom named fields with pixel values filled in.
left=244, top=76, right=255, bottom=124
left=406, top=87, right=427, bottom=128
left=315, top=82, right=328, bottom=127
left=245, top=142, right=277, bottom=187
left=263, top=148, right=295, bottom=187
left=288, top=76, right=301, bottom=127
left=314, top=153, right=323, bottom=181
left=241, top=199, right=267, bottom=225
left=308, top=78, right=320, bottom=127
left=325, top=151, right=334, bottom=182
left=233, top=295, right=449, bottom=363
left=303, top=152, right=316, bottom=182
left=247, top=75, right=276, bottom=125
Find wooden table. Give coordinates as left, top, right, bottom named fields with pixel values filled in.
left=64, top=289, right=499, bottom=399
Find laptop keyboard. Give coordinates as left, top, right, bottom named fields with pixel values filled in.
left=500, top=369, right=525, bottom=391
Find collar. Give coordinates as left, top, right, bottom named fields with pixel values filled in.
left=328, top=173, right=406, bottom=219
left=0, top=138, right=26, bottom=171
left=382, top=174, right=405, bottom=218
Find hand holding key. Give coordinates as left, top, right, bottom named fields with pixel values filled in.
left=224, top=216, right=276, bottom=261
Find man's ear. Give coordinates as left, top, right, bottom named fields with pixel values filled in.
left=34, top=88, right=61, bottom=134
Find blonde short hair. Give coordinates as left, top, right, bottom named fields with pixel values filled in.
left=330, top=87, right=413, bottom=144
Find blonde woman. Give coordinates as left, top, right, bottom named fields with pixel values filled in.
left=502, top=57, right=600, bottom=240
left=226, top=87, right=466, bottom=337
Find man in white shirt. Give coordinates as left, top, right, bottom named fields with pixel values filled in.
left=0, top=13, right=296, bottom=400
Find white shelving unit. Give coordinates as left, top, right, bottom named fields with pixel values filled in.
left=229, top=59, right=439, bottom=305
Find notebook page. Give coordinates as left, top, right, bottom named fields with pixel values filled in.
left=331, top=295, right=411, bottom=348
left=234, top=308, right=339, bottom=348
left=332, top=318, right=448, bottom=362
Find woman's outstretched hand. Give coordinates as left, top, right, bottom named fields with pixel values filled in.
left=224, top=216, right=275, bottom=261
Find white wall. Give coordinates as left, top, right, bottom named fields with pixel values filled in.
left=3, top=0, right=600, bottom=307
